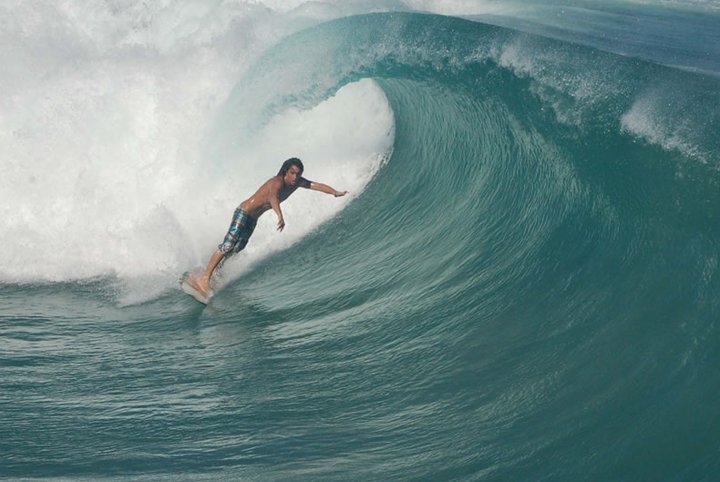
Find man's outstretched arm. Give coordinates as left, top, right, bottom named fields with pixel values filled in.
left=301, top=177, right=348, bottom=197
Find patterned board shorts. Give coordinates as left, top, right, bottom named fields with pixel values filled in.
left=218, top=208, right=257, bottom=256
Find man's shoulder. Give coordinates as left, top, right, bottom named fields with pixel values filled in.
left=265, top=176, right=283, bottom=188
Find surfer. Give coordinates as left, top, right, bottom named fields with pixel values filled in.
left=185, top=158, right=348, bottom=299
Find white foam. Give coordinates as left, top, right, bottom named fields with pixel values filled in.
left=0, top=1, right=395, bottom=304
left=0, top=68, right=392, bottom=300
left=620, top=95, right=706, bottom=163
left=402, top=0, right=518, bottom=15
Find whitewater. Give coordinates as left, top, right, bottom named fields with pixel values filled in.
left=2, top=0, right=720, bottom=480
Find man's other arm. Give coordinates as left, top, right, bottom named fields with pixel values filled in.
left=269, top=178, right=285, bottom=231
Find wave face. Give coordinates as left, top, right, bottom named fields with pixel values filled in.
left=3, top=4, right=720, bottom=481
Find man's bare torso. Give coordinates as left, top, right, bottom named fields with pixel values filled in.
left=240, top=176, right=306, bottom=218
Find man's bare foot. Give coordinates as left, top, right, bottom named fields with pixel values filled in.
left=187, top=273, right=212, bottom=297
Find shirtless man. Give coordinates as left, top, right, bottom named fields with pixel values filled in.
left=186, top=158, right=347, bottom=297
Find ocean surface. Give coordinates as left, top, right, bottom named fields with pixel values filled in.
left=2, top=1, right=720, bottom=480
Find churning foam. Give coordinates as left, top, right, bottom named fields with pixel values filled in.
left=0, top=1, right=395, bottom=304
left=1, top=70, right=392, bottom=299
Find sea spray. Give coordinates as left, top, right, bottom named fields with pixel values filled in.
left=0, top=2, right=393, bottom=297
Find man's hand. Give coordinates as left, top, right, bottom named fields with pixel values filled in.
left=277, top=215, right=285, bottom=232
left=309, top=181, right=348, bottom=197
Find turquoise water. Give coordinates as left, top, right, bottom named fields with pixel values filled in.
left=3, top=2, right=720, bottom=480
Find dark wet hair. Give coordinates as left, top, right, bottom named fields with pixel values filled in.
left=277, top=157, right=304, bottom=177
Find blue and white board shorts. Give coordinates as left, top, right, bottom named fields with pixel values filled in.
left=218, top=208, right=257, bottom=256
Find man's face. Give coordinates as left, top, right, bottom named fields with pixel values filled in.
left=284, top=165, right=301, bottom=186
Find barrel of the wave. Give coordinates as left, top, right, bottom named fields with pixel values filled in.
left=211, top=11, right=720, bottom=481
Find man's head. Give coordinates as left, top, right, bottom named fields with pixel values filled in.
left=278, top=157, right=304, bottom=186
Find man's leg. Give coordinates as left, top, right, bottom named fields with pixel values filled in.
left=189, top=249, right=225, bottom=296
